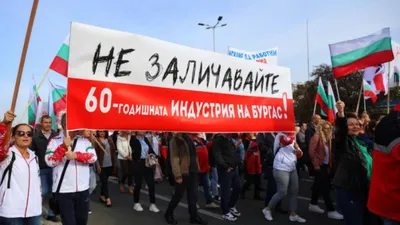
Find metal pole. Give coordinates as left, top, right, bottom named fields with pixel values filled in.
left=213, top=28, right=216, bottom=52
left=306, top=19, right=310, bottom=80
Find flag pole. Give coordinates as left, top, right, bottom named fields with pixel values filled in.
left=334, top=79, right=341, bottom=101
left=313, top=99, right=317, bottom=115
left=387, top=62, right=391, bottom=114
left=363, top=83, right=367, bottom=112
left=6, top=0, right=39, bottom=143
left=355, top=81, right=363, bottom=114
left=17, top=69, right=50, bottom=124
left=306, top=19, right=310, bottom=80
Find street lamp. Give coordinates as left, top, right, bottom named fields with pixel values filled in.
left=198, top=16, right=227, bottom=52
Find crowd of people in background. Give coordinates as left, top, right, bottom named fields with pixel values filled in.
left=0, top=100, right=398, bottom=225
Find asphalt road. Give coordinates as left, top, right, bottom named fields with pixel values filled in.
left=43, top=171, right=344, bottom=225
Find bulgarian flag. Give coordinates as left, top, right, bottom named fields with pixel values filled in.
left=329, top=28, right=394, bottom=78
left=48, top=80, right=67, bottom=130
left=316, top=77, right=329, bottom=115
left=363, top=79, right=378, bottom=103
left=49, top=35, right=69, bottom=77
left=28, top=76, right=41, bottom=126
left=326, top=81, right=338, bottom=124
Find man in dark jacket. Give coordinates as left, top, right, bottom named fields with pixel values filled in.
left=30, top=115, right=58, bottom=222
left=212, top=134, right=241, bottom=222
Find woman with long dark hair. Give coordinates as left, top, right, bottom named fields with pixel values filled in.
left=333, top=101, right=373, bottom=225
left=95, top=131, right=117, bottom=207
left=130, top=131, right=159, bottom=213
left=0, top=111, right=42, bottom=225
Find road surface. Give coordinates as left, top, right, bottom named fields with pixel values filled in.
left=43, top=172, right=343, bottom=225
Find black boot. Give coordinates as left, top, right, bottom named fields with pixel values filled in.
left=190, top=216, right=208, bottom=225
left=164, top=213, right=178, bottom=225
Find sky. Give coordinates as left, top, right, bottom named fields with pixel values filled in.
left=0, top=0, right=399, bottom=123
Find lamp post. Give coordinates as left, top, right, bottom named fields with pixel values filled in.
left=198, top=16, right=227, bottom=52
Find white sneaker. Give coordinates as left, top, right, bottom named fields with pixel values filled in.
left=196, top=204, right=200, bottom=209
left=309, top=204, right=325, bottom=214
left=205, top=202, right=219, bottom=209
left=262, top=208, right=273, bottom=221
left=230, top=207, right=241, bottom=217
left=328, top=211, right=343, bottom=220
left=289, top=214, right=306, bottom=223
left=222, top=212, right=237, bottom=221
left=133, top=203, right=143, bottom=212
left=149, top=204, right=160, bottom=213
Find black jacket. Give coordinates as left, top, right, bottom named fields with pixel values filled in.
left=212, top=134, right=241, bottom=170
left=256, top=133, right=275, bottom=166
left=332, top=116, right=370, bottom=193
left=31, top=130, right=58, bottom=169
left=130, top=135, right=155, bottom=161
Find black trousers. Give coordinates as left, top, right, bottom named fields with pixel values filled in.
left=165, top=173, right=198, bottom=219
left=119, top=159, right=133, bottom=186
left=242, top=174, right=261, bottom=198
left=100, top=166, right=113, bottom=198
left=311, top=164, right=334, bottom=211
left=57, top=190, right=89, bottom=225
left=133, top=160, right=156, bottom=203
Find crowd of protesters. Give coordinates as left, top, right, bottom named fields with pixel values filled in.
left=0, top=99, right=398, bottom=225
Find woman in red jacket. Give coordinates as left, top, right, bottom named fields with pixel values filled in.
left=241, top=133, right=262, bottom=200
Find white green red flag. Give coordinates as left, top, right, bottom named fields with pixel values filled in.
left=363, top=79, right=377, bottom=103
left=326, top=81, right=337, bottom=124
left=329, top=28, right=394, bottom=78
left=363, top=64, right=387, bottom=95
left=316, top=77, right=329, bottom=115
left=28, top=76, right=41, bottom=126
left=49, top=35, right=69, bottom=77
left=48, top=80, right=67, bottom=130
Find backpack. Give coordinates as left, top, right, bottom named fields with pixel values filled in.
left=0, top=152, right=38, bottom=189
left=0, top=152, right=16, bottom=189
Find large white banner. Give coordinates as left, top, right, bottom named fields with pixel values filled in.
left=228, top=47, right=278, bottom=65
left=67, top=22, right=293, bottom=132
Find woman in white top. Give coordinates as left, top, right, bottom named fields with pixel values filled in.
left=0, top=111, right=42, bottom=225
left=262, top=132, right=306, bottom=223
left=116, top=131, right=133, bottom=194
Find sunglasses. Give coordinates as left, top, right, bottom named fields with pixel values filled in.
left=16, top=131, right=33, bottom=137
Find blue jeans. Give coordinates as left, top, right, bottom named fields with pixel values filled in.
left=218, top=168, right=241, bottom=214
left=210, top=167, right=219, bottom=197
left=198, top=172, right=213, bottom=204
left=40, top=168, right=55, bottom=217
left=0, top=215, right=42, bottom=225
left=336, top=188, right=366, bottom=225
left=383, top=218, right=400, bottom=225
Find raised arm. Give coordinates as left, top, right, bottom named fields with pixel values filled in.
left=0, top=111, right=16, bottom=165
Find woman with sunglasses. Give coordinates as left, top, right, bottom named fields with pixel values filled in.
left=0, top=111, right=42, bottom=225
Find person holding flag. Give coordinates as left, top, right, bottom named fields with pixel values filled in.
left=0, top=111, right=42, bottom=225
